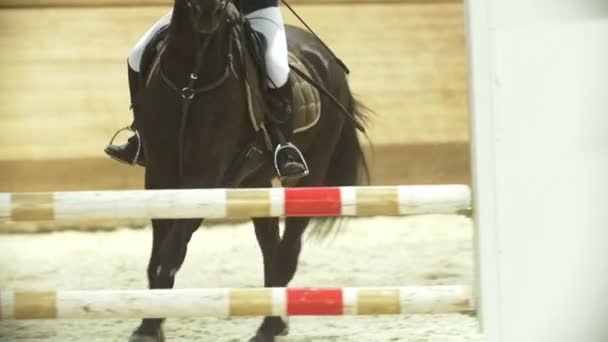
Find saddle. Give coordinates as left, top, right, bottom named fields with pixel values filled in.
left=237, top=21, right=323, bottom=145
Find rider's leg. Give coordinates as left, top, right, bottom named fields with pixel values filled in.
left=244, top=3, right=309, bottom=180
left=104, top=64, right=147, bottom=166
left=128, top=10, right=173, bottom=75
left=105, top=10, right=173, bottom=166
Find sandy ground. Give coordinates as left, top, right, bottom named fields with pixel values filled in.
left=0, top=215, right=482, bottom=342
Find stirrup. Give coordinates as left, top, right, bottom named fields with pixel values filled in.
left=274, top=142, right=310, bottom=180
left=106, top=126, right=142, bottom=166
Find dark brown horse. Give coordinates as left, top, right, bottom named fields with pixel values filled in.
left=129, top=0, right=370, bottom=341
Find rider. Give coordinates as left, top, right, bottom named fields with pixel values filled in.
left=105, top=0, right=309, bottom=180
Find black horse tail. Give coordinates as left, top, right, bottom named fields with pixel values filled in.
left=326, top=94, right=371, bottom=187
left=307, top=93, right=373, bottom=240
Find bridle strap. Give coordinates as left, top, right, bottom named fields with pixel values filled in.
left=157, top=2, right=235, bottom=177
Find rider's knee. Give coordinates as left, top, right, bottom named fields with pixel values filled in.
left=128, top=10, right=173, bottom=72
left=265, top=56, right=290, bottom=88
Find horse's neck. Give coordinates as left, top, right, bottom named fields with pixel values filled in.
left=163, top=4, right=231, bottom=85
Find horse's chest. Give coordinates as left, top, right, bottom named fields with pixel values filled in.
left=139, top=76, right=247, bottom=158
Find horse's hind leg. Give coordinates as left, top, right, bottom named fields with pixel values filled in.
left=250, top=136, right=343, bottom=341
left=276, top=113, right=349, bottom=286
left=277, top=217, right=310, bottom=285
left=129, top=219, right=201, bottom=342
left=250, top=216, right=311, bottom=342
left=250, top=216, right=287, bottom=342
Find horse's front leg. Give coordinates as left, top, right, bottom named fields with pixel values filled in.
left=249, top=217, right=288, bottom=342
left=129, top=218, right=201, bottom=342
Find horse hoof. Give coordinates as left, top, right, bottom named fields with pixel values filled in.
left=128, top=329, right=165, bottom=342
left=129, top=335, right=159, bottom=342
left=248, top=332, right=275, bottom=342
left=249, top=321, right=289, bottom=342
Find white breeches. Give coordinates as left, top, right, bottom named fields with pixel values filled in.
left=127, top=6, right=289, bottom=88
left=243, top=6, right=289, bottom=88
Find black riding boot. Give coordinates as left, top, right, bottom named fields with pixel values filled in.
left=104, top=65, right=146, bottom=166
left=268, top=78, right=309, bottom=181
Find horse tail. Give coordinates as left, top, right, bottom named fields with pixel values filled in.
left=307, top=92, right=373, bottom=240
left=325, top=94, right=371, bottom=187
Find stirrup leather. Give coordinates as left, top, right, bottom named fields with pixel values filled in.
left=274, top=142, right=310, bottom=180
left=106, top=126, right=142, bottom=166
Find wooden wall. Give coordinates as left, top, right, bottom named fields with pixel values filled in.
left=0, top=0, right=470, bottom=192
left=0, top=0, right=461, bottom=7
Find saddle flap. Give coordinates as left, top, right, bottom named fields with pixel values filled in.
left=289, top=53, right=321, bottom=134
left=244, top=52, right=322, bottom=135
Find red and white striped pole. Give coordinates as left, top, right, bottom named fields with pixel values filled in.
left=0, top=185, right=471, bottom=222
left=0, top=286, right=472, bottom=320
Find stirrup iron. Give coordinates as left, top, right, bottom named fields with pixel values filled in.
left=106, top=126, right=142, bottom=166
left=274, top=142, right=310, bottom=180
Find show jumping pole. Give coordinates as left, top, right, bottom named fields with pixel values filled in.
left=0, top=286, right=472, bottom=320
left=0, top=185, right=471, bottom=222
